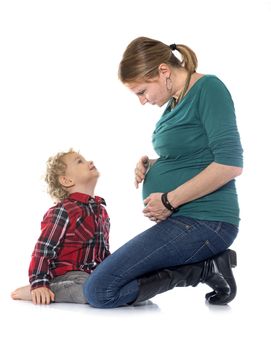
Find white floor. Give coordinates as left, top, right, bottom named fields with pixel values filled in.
left=2, top=264, right=270, bottom=350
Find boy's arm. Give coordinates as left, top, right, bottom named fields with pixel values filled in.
left=28, top=205, right=69, bottom=290
left=93, top=201, right=111, bottom=262
left=101, top=205, right=111, bottom=258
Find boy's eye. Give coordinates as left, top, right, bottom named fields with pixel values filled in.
left=77, top=159, right=83, bottom=163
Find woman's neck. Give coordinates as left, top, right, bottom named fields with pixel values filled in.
left=171, top=69, right=190, bottom=100
left=172, top=70, right=204, bottom=100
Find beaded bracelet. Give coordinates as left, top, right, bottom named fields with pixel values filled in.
left=161, top=192, right=177, bottom=212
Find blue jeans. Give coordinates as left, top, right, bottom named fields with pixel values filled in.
left=83, top=216, right=238, bottom=308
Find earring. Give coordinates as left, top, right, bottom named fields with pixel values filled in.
left=166, top=76, right=172, bottom=92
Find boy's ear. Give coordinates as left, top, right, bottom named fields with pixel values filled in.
left=59, top=175, right=74, bottom=188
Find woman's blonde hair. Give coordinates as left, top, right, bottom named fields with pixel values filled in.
left=45, top=149, right=75, bottom=202
left=118, top=36, right=198, bottom=83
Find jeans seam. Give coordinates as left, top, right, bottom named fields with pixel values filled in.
left=184, top=240, right=215, bottom=263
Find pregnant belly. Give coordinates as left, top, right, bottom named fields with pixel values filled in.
left=142, top=161, right=203, bottom=200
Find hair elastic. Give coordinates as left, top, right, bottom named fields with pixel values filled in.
left=169, top=43, right=177, bottom=51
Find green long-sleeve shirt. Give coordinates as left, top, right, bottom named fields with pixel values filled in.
left=142, top=75, right=243, bottom=226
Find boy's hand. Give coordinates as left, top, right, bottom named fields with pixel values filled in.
left=31, top=287, right=55, bottom=305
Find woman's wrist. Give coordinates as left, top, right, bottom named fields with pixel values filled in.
left=161, top=192, right=178, bottom=212
left=167, top=190, right=182, bottom=209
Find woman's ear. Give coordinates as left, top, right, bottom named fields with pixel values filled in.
left=59, top=175, right=74, bottom=188
left=158, top=63, right=171, bottom=78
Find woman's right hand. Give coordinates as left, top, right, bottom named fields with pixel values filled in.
left=134, top=155, right=151, bottom=188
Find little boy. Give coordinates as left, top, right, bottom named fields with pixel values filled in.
left=11, top=149, right=110, bottom=305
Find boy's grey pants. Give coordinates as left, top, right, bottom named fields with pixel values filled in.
left=50, top=271, right=89, bottom=304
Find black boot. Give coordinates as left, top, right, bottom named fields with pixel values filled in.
left=133, top=249, right=237, bottom=305
left=204, top=249, right=237, bottom=305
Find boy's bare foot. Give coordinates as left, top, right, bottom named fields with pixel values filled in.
left=11, top=285, right=32, bottom=301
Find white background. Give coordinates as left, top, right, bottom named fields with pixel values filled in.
left=0, top=0, right=270, bottom=349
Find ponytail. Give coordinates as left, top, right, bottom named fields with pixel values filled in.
left=173, top=44, right=197, bottom=74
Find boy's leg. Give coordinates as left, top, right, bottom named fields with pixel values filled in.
left=11, top=271, right=89, bottom=304
left=50, top=271, right=89, bottom=304
left=11, top=285, right=32, bottom=301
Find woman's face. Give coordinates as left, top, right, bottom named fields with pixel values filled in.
left=126, top=73, right=171, bottom=107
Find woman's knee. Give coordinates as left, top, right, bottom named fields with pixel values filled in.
left=83, top=274, right=115, bottom=308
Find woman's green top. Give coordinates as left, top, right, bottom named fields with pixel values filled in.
left=142, top=75, right=243, bottom=226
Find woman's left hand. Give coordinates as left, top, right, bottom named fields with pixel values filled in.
left=143, top=193, right=172, bottom=222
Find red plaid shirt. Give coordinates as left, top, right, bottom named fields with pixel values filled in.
left=29, top=192, right=110, bottom=290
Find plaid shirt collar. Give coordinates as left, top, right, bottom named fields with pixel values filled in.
left=68, top=192, right=106, bottom=205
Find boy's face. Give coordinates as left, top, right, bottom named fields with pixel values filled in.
left=62, top=152, right=99, bottom=187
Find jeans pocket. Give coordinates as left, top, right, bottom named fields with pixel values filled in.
left=199, top=220, right=222, bottom=233
left=196, top=220, right=238, bottom=246
left=168, top=216, right=194, bottom=232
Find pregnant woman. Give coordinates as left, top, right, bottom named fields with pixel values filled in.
left=83, top=36, right=243, bottom=308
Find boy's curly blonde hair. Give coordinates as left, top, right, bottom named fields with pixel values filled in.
left=45, top=149, right=75, bottom=202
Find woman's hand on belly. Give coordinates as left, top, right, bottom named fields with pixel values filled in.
left=134, top=155, right=157, bottom=188
left=143, top=192, right=172, bottom=222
